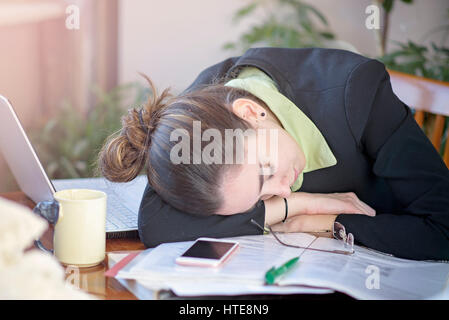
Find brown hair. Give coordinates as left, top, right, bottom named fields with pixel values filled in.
left=97, top=74, right=267, bottom=215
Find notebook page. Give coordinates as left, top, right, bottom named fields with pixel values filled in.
left=120, top=233, right=317, bottom=284
left=115, top=233, right=449, bottom=299
left=279, top=244, right=449, bottom=299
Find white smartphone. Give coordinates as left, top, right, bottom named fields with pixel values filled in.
left=175, top=237, right=240, bottom=268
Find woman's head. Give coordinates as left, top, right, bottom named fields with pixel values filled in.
left=98, top=75, right=305, bottom=216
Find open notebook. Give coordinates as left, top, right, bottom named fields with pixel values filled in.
left=108, top=233, right=449, bottom=299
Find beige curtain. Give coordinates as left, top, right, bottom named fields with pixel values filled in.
left=0, top=0, right=118, bottom=192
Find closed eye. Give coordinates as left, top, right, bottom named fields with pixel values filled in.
left=258, top=162, right=275, bottom=194
left=244, top=162, right=275, bottom=213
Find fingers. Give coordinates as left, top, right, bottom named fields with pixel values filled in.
left=358, top=200, right=376, bottom=216
left=292, top=191, right=376, bottom=217
left=345, top=192, right=376, bottom=217
left=325, top=192, right=375, bottom=216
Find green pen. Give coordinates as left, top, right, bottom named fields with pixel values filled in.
left=265, top=256, right=300, bottom=285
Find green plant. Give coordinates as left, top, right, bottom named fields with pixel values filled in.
left=379, top=9, right=449, bottom=156
left=374, top=0, right=414, bottom=56
left=380, top=17, right=449, bottom=81
left=29, top=82, right=149, bottom=180
left=223, top=0, right=337, bottom=53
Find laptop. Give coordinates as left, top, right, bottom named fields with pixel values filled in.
left=0, top=95, right=147, bottom=238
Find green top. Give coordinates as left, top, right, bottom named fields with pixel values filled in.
left=225, top=66, right=337, bottom=191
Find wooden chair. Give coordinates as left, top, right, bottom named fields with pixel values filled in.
left=388, top=69, right=449, bottom=168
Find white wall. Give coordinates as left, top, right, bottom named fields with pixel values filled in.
left=118, top=0, right=449, bottom=94
left=309, top=0, right=449, bottom=55
left=118, top=0, right=259, bottom=95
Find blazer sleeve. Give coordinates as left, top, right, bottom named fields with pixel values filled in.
left=336, top=59, right=449, bottom=260
left=137, top=184, right=265, bottom=248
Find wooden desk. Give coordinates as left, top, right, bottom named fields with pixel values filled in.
left=2, top=192, right=354, bottom=301
left=1, top=191, right=145, bottom=300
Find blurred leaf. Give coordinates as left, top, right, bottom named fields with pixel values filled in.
left=222, top=42, right=236, bottom=50
left=320, top=31, right=335, bottom=40
left=297, top=2, right=329, bottom=26
left=29, top=81, right=148, bottom=179
left=60, top=156, right=80, bottom=178
left=381, top=39, right=449, bottom=82
left=223, top=0, right=337, bottom=53
left=382, top=0, right=394, bottom=13
left=75, top=161, right=87, bottom=172
left=72, top=139, right=89, bottom=158
left=232, top=2, right=259, bottom=23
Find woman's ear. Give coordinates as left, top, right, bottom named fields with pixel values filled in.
left=232, top=98, right=267, bottom=126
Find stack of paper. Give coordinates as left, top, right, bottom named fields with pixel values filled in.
left=112, top=233, right=449, bottom=299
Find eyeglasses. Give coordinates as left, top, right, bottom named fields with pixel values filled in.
left=250, top=219, right=355, bottom=255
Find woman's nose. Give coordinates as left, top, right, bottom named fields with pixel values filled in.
left=266, top=175, right=292, bottom=198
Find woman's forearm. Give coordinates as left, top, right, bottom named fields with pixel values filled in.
left=263, top=192, right=311, bottom=225
left=271, top=214, right=337, bottom=233
left=264, top=190, right=374, bottom=229
left=264, top=194, right=337, bottom=232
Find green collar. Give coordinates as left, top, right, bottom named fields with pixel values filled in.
left=225, top=67, right=337, bottom=191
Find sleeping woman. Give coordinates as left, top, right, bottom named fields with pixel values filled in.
left=98, top=47, right=449, bottom=260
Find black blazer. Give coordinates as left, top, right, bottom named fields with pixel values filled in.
left=138, top=47, right=449, bottom=260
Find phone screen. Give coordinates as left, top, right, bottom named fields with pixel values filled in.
left=181, top=240, right=236, bottom=260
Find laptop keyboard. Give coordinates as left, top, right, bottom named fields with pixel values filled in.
left=105, top=194, right=138, bottom=231
left=51, top=176, right=147, bottom=233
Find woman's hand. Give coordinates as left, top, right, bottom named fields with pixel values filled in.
left=269, top=192, right=375, bottom=233
left=295, top=192, right=376, bottom=217
left=264, top=191, right=375, bottom=229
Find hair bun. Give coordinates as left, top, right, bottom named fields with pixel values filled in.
left=97, top=134, right=144, bottom=182
left=97, top=73, right=172, bottom=183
